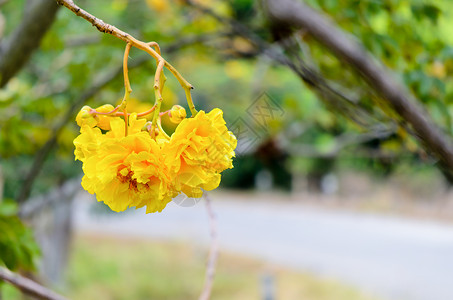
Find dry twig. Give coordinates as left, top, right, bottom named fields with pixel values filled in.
left=0, top=267, right=67, bottom=300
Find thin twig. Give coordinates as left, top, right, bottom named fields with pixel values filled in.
left=199, top=192, right=218, bottom=300
left=0, top=267, right=67, bottom=300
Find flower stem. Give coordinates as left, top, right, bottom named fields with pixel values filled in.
left=157, top=118, right=171, bottom=140
left=121, top=43, right=133, bottom=136
left=151, top=59, right=165, bottom=136
left=185, top=87, right=197, bottom=116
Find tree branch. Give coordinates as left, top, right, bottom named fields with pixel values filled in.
left=55, top=0, right=195, bottom=102
left=0, top=0, right=60, bottom=87
left=0, top=267, right=67, bottom=300
left=263, top=0, right=453, bottom=171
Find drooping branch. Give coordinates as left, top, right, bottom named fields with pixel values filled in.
left=0, top=0, right=59, bottom=87
left=0, top=267, right=67, bottom=300
left=55, top=0, right=197, bottom=115
left=263, top=0, right=453, bottom=171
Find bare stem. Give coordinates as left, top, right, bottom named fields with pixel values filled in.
left=121, top=43, right=133, bottom=136
left=199, top=192, right=218, bottom=300
left=157, top=118, right=171, bottom=140
left=185, top=87, right=197, bottom=116
left=148, top=41, right=161, bottom=55
left=148, top=41, right=168, bottom=95
left=123, top=43, right=133, bottom=97
left=151, top=59, right=165, bottom=133
left=55, top=0, right=196, bottom=114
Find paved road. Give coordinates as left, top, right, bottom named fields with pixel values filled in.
left=74, top=191, right=453, bottom=300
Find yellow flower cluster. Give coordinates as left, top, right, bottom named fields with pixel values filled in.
left=74, top=106, right=237, bottom=213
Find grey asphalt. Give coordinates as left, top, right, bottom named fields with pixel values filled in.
left=74, top=191, right=453, bottom=300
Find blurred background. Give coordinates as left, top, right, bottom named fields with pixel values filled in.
left=1, top=0, right=453, bottom=299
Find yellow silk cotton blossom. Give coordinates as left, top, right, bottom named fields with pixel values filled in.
left=74, top=107, right=236, bottom=213
left=75, top=114, right=177, bottom=213
left=164, top=109, right=237, bottom=198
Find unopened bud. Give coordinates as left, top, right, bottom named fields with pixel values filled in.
left=96, top=104, right=115, bottom=114
left=95, top=104, right=115, bottom=130
left=76, top=106, right=97, bottom=127
left=169, top=105, right=186, bottom=124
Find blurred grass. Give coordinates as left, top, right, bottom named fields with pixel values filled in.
left=3, top=234, right=378, bottom=300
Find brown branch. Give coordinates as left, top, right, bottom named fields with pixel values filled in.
left=55, top=0, right=196, bottom=115
left=55, top=0, right=128, bottom=40
left=0, top=267, right=67, bottom=300
left=199, top=193, right=218, bottom=300
left=263, top=0, right=453, bottom=172
left=0, top=0, right=59, bottom=87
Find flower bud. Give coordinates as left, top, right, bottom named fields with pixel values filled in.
left=95, top=104, right=115, bottom=130
left=76, top=106, right=97, bottom=128
left=168, top=105, right=186, bottom=124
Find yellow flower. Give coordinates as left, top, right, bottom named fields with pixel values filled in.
left=77, top=114, right=176, bottom=213
left=74, top=104, right=237, bottom=212
left=73, top=125, right=105, bottom=162
left=76, top=106, right=97, bottom=128
left=164, top=109, right=237, bottom=197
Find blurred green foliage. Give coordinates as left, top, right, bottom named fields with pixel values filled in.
left=0, top=201, right=39, bottom=271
